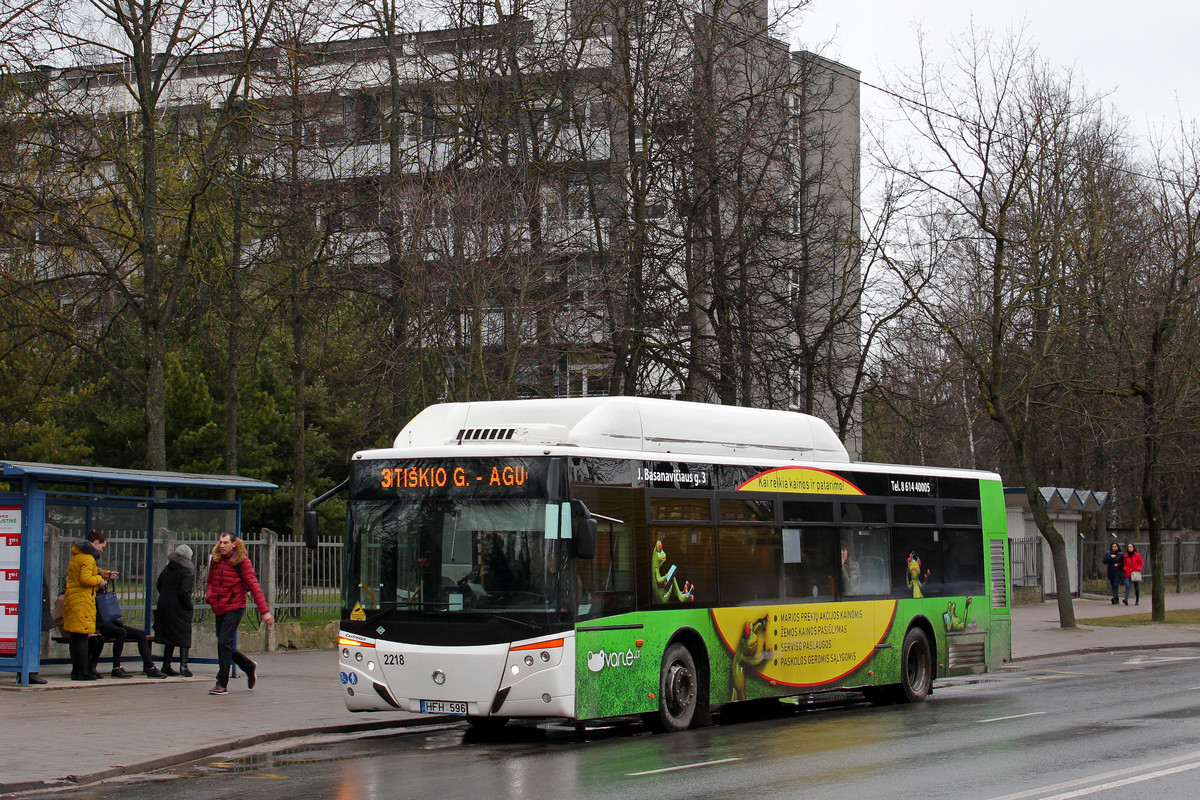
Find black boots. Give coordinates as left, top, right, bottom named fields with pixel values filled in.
left=160, top=645, right=192, bottom=677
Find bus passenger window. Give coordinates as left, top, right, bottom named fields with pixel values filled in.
left=649, top=526, right=715, bottom=605
left=840, top=502, right=887, bottom=524
left=719, top=498, right=773, bottom=522
left=782, top=527, right=837, bottom=602
left=940, top=529, right=986, bottom=596
left=650, top=497, right=712, bottom=521
left=892, top=528, right=944, bottom=597
left=843, top=528, right=890, bottom=596
left=942, top=505, right=980, bottom=526
left=717, top=526, right=781, bottom=605
left=572, top=486, right=639, bottom=619
left=782, top=501, right=834, bottom=523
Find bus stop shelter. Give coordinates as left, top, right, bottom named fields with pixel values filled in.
left=0, top=461, right=277, bottom=685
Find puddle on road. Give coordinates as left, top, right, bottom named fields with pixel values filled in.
left=190, top=744, right=343, bottom=775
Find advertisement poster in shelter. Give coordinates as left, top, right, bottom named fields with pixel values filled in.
left=0, top=507, right=22, bottom=656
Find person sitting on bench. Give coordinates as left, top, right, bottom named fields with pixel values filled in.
left=93, top=615, right=167, bottom=679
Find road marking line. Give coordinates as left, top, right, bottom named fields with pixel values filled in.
left=627, top=757, right=742, bottom=776
left=1036, top=760, right=1200, bottom=799
left=978, top=712, right=1045, bottom=723
left=987, top=749, right=1200, bottom=800
left=1125, top=655, right=1200, bottom=664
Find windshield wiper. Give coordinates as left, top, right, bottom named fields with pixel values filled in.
left=482, top=613, right=540, bottom=631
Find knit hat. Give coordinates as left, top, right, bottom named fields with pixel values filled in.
left=174, top=544, right=193, bottom=560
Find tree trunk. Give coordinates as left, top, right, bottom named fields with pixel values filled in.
left=224, top=190, right=244, bottom=479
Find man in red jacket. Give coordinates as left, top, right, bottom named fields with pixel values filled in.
left=205, top=532, right=274, bottom=695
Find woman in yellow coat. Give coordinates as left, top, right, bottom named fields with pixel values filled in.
left=63, top=531, right=118, bottom=681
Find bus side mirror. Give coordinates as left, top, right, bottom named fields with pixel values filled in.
left=571, top=501, right=598, bottom=560
left=303, top=477, right=348, bottom=552
left=303, top=509, right=320, bottom=552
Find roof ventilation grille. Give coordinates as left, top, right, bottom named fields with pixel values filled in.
left=456, top=427, right=516, bottom=443
left=452, top=423, right=571, bottom=446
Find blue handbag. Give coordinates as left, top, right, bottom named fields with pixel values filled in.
left=95, top=587, right=123, bottom=625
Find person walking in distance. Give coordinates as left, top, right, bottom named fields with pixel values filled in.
left=205, top=533, right=274, bottom=695
left=1123, top=543, right=1144, bottom=606
left=155, top=544, right=196, bottom=676
left=1102, top=542, right=1125, bottom=606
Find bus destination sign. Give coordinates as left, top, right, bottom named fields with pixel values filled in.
left=353, top=457, right=550, bottom=500
left=380, top=463, right=530, bottom=490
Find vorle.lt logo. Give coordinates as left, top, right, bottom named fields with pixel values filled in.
left=587, top=648, right=641, bottom=673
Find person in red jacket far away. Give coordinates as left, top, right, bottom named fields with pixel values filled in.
left=205, top=532, right=274, bottom=695
left=1123, top=543, right=1145, bottom=606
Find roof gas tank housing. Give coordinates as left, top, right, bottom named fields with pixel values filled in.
left=392, top=397, right=849, bottom=462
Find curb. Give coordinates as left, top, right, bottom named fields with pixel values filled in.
left=1007, top=639, right=1200, bottom=664
left=0, top=675, right=210, bottom=692
left=0, top=715, right=455, bottom=797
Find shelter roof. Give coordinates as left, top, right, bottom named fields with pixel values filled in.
left=1004, top=486, right=1109, bottom=512
left=0, top=460, right=277, bottom=492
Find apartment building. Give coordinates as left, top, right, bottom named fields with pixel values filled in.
left=1, top=0, right=862, bottom=454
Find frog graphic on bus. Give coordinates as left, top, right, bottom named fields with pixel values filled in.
left=944, top=598, right=976, bottom=632
left=906, top=552, right=930, bottom=598
left=652, top=541, right=695, bottom=602
left=729, top=613, right=773, bottom=700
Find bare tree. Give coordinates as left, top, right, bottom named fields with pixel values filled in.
left=1084, top=126, right=1200, bottom=620
left=877, top=28, right=1134, bottom=627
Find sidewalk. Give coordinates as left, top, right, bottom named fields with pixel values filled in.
left=0, top=650, right=434, bottom=796
left=4, top=593, right=1200, bottom=796
left=1012, top=590, right=1200, bottom=660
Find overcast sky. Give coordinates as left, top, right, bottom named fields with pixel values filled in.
left=795, top=0, right=1198, bottom=141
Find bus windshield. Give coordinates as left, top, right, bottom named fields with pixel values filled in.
left=348, top=498, right=561, bottom=613
left=344, top=457, right=566, bottom=616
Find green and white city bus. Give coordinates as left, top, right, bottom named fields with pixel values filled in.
left=320, top=397, right=1011, bottom=732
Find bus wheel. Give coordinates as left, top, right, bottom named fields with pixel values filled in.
left=898, top=627, right=932, bottom=703
left=651, top=643, right=699, bottom=732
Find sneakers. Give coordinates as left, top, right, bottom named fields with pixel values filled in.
left=180, top=667, right=193, bottom=678
left=246, top=661, right=258, bottom=690
left=144, top=667, right=167, bottom=679
left=1123, top=599, right=1129, bottom=605
left=160, top=666, right=178, bottom=677
left=111, top=667, right=133, bottom=678
left=209, top=684, right=228, bottom=695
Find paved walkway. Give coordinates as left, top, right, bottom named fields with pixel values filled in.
left=1012, top=590, right=1200, bottom=659
left=4, top=593, right=1200, bottom=796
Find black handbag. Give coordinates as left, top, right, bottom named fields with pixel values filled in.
left=96, top=586, right=123, bottom=625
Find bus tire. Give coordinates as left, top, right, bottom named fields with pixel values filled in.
left=650, top=643, right=699, bottom=733
left=898, top=627, right=932, bottom=703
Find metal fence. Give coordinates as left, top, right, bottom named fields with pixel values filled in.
left=1080, top=538, right=1200, bottom=593
left=45, top=528, right=342, bottom=645
left=1010, top=539, right=1043, bottom=588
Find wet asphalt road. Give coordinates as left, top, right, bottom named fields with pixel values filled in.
left=29, top=648, right=1200, bottom=800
